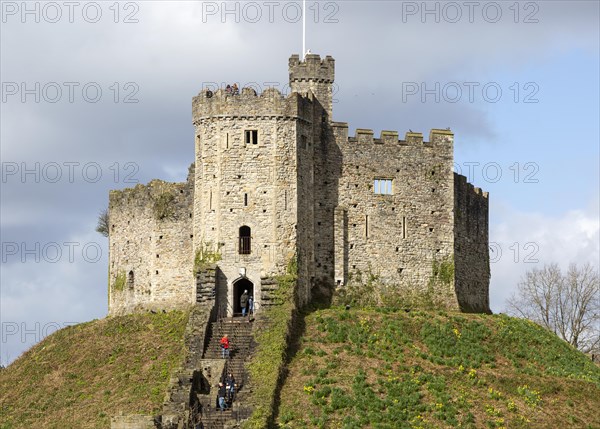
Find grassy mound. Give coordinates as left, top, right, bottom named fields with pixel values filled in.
left=277, top=307, right=600, bottom=429
left=0, top=310, right=189, bottom=429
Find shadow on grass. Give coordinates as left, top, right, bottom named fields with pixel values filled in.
left=269, top=292, right=333, bottom=428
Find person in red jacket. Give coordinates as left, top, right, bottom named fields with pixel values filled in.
left=220, top=334, right=230, bottom=359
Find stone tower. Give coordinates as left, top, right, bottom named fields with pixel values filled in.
left=190, top=55, right=335, bottom=314
left=107, top=53, right=490, bottom=317
left=289, top=54, right=335, bottom=118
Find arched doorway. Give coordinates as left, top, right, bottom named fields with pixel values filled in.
left=233, top=278, right=254, bottom=316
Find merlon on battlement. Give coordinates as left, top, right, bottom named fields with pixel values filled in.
left=289, top=53, right=335, bottom=83
left=455, top=174, right=490, bottom=199
left=333, top=125, right=454, bottom=146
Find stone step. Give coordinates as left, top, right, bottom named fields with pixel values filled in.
left=190, top=315, right=257, bottom=428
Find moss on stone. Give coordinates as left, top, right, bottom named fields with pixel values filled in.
left=113, top=271, right=126, bottom=292
left=432, top=256, right=455, bottom=286
left=153, top=192, right=175, bottom=220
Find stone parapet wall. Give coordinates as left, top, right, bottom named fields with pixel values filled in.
left=192, top=88, right=312, bottom=124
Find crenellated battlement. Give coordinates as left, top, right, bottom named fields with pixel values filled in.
left=455, top=173, right=489, bottom=199
left=331, top=123, right=454, bottom=146
left=192, top=87, right=313, bottom=124
left=289, top=53, right=335, bottom=83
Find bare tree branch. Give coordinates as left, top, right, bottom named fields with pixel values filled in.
left=506, top=263, right=599, bottom=353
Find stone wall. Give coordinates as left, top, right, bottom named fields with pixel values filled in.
left=108, top=168, right=194, bottom=315
left=454, top=173, right=491, bottom=313
left=324, top=126, right=458, bottom=307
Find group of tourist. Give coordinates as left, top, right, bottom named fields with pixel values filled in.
left=204, top=83, right=240, bottom=98
left=209, top=289, right=255, bottom=418
left=225, top=83, right=239, bottom=95
left=217, top=372, right=237, bottom=411
left=218, top=291, right=254, bottom=358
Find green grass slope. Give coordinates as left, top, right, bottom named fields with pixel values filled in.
left=0, top=310, right=189, bottom=429
left=277, top=307, right=600, bottom=429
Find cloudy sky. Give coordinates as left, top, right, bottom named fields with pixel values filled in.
left=1, top=1, right=598, bottom=364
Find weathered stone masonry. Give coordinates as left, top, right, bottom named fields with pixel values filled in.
left=108, top=168, right=194, bottom=315
left=107, top=53, right=490, bottom=316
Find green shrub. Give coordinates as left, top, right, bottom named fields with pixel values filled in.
left=193, top=242, right=222, bottom=275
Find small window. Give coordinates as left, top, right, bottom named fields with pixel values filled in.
left=127, top=271, right=134, bottom=290
left=245, top=130, right=258, bottom=145
left=239, top=225, right=251, bottom=255
left=374, top=179, right=393, bottom=195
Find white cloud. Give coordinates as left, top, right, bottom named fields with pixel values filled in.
left=489, top=198, right=600, bottom=312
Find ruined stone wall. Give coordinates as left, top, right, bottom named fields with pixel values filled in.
left=108, top=170, right=194, bottom=316
left=328, top=127, right=458, bottom=308
left=192, top=89, right=312, bottom=313
left=454, top=174, right=491, bottom=313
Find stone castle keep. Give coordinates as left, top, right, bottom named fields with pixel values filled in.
left=108, top=53, right=490, bottom=316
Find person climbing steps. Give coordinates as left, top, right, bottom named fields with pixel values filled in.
left=220, top=334, right=230, bottom=359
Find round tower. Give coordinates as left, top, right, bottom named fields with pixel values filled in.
left=191, top=85, right=314, bottom=315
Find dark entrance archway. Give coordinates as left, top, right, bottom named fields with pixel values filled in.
left=233, top=278, right=254, bottom=316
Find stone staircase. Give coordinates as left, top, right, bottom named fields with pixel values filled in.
left=196, top=317, right=255, bottom=428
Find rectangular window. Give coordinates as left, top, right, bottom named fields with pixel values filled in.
left=245, top=130, right=258, bottom=145
left=374, top=179, right=393, bottom=195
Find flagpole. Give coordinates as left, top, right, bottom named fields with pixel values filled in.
left=302, top=0, right=306, bottom=59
